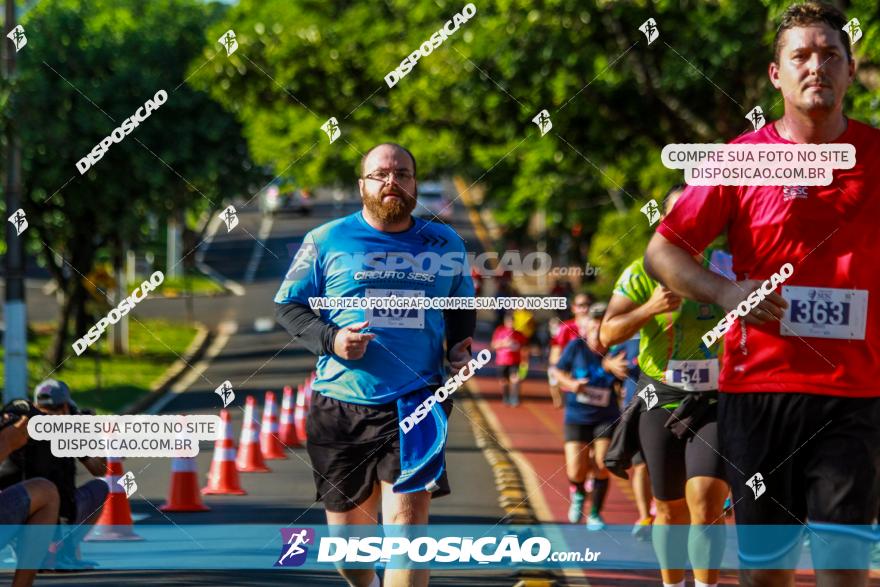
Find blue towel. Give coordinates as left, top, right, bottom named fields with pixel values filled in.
left=393, top=388, right=448, bottom=493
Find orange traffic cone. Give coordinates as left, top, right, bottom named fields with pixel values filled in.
left=279, top=385, right=300, bottom=447
left=236, top=395, right=271, bottom=473
left=294, top=383, right=308, bottom=444
left=85, top=457, right=143, bottom=541
left=260, top=390, right=287, bottom=460
left=160, top=456, right=210, bottom=512
left=203, top=409, right=247, bottom=495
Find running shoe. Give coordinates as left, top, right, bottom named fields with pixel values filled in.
left=631, top=515, right=654, bottom=542
left=586, top=513, right=606, bottom=531
left=568, top=490, right=585, bottom=524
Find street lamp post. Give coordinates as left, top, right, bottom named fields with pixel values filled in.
left=3, top=0, right=27, bottom=401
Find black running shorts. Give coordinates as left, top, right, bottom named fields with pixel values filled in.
left=638, top=401, right=726, bottom=501
left=563, top=421, right=615, bottom=443
left=718, top=392, right=880, bottom=564
left=306, top=392, right=452, bottom=513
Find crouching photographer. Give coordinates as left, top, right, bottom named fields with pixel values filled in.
left=0, top=398, right=59, bottom=587
left=0, top=380, right=109, bottom=571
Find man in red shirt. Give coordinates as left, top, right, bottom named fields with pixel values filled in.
left=645, top=3, right=879, bottom=586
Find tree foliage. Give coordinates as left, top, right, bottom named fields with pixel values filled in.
left=6, top=0, right=261, bottom=362
left=191, top=0, right=878, bottom=287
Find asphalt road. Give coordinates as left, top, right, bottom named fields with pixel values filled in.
left=12, top=199, right=518, bottom=586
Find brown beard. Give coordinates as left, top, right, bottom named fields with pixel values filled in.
left=362, top=184, right=417, bottom=224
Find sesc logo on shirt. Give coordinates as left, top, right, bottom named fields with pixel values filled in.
left=782, top=186, right=808, bottom=201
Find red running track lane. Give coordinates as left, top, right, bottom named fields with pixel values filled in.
left=467, top=356, right=878, bottom=586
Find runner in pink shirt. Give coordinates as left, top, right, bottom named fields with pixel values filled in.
left=491, top=313, right=528, bottom=406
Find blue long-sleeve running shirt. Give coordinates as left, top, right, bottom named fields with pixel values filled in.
left=274, top=211, right=475, bottom=405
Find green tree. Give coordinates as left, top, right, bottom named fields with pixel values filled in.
left=192, top=0, right=877, bottom=270
left=197, top=3, right=870, bottom=214
left=6, top=0, right=262, bottom=363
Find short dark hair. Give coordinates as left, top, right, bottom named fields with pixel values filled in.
left=773, top=2, right=852, bottom=64
left=360, top=143, right=417, bottom=177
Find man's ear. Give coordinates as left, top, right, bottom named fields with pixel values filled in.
left=768, top=61, right=782, bottom=90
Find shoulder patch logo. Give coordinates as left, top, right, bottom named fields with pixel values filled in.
left=782, top=186, right=808, bottom=201
left=285, top=242, right=317, bottom=281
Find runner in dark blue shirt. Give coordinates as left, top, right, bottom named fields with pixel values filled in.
left=552, top=303, right=627, bottom=530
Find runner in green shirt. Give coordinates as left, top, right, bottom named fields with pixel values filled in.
left=600, top=185, right=730, bottom=587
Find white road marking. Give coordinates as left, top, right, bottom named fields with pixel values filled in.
left=254, top=317, right=275, bottom=332
left=195, top=210, right=246, bottom=296
left=243, top=215, right=274, bottom=283
left=147, top=321, right=238, bottom=415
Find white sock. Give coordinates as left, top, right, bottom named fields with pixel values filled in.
left=662, top=582, right=684, bottom=587
left=367, top=575, right=380, bottom=587
left=694, top=582, right=717, bottom=587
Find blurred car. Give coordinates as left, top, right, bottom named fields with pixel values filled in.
left=259, top=180, right=313, bottom=216
left=416, top=181, right=453, bottom=221
left=259, top=184, right=282, bottom=215
left=290, top=188, right=314, bottom=215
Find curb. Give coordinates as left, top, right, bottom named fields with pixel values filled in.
left=122, top=323, right=213, bottom=415
left=459, top=388, right=561, bottom=587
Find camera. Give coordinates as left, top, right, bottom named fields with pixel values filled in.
left=0, top=399, right=93, bottom=433
left=0, top=399, right=42, bottom=431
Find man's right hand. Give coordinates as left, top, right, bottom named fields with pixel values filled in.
left=646, top=285, right=682, bottom=315
left=715, top=279, right=788, bottom=325
left=332, top=321, right=376, bottom=360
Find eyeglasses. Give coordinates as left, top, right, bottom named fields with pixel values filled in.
left=363, top=169, right=414, bottom=183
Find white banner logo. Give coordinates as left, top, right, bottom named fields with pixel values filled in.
left=219, top=30, right=238, bottom=56
left=532, top=110, right=552, bottom=137
left=8, top=208, right=28, bottom=236
left=746, top=105, right=765, bottom=131
left=746, top=472, right=766, bottom=500
left=220, top=205, right=239, bottom=232
left=118, top=471, right=138, bottom=497
left=843, top=18, right=862, bottom=45
left=702, top=262, right=794, bottom=348
left=7, top=25, right=26, bottom=52
left=639, top=18, right=659, bottom=45
left=384, top=3, right=477, bottom=88
left=76, top=90, right=168, bottom=175
left=640, top=199, right=661, bottom=226
left=321, top=117, right=340, bottom=144
left=215, top=380, right=235, bottom=408
left=72, top=271, right=166, bottom=355
left=637, top=384, right=658, bottom=410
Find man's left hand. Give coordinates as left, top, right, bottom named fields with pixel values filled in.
left=448, top=337, right=474, bottom=370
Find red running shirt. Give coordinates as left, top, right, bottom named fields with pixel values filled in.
left=657, top=118, right=880, bottom=397
left=491, top=326, right=528, bottom=366
left=552, top=319, right=580, bottom=350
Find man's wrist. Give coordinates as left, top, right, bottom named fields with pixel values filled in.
left=706, top=276, right=729, bottom=307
